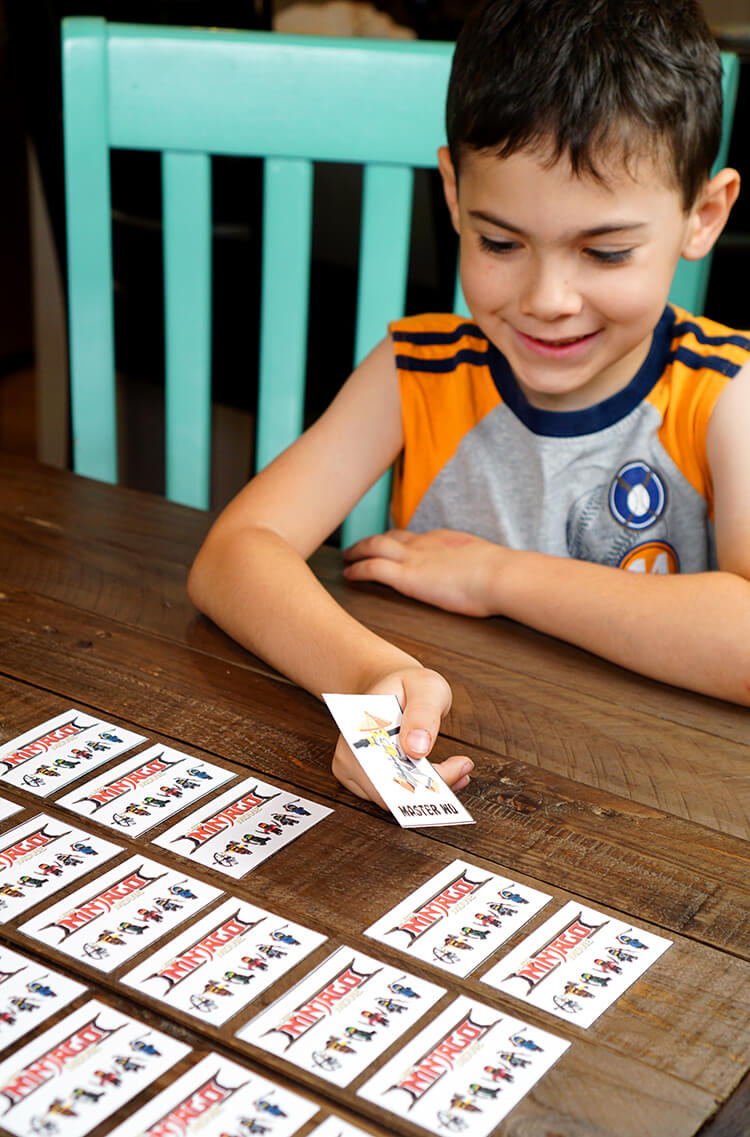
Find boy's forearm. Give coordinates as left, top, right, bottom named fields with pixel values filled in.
left=188, top=525, right=419, bottom=697
left=487, top=547, right=750, bottom=704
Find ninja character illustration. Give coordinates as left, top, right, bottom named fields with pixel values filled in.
left=483, top=1065, right=514, bottom=1083
left=143, top=795, right=169, bottom=809
left=187, top=767, right=212, bottom=779
left=242, top=833, right=271, bottom=847
left=488, top=902, right=516, bottom=916
left=270, top=928, right=299, bottom=945
left=241, top=955, right=269, bottom=971
left=254, top=1098, right=286, bottom=1118
left=99, top=731, right=123, bottom=743
left=326, top=1036, right=356, bottom=1054
left=460, top=926, right=490, bottom=940
left=38, top=862, right=63, bottom=877
left=35, top=765, right=60, bottom=777
left=94, top=1069, right=121, bottom=1087
left=55, top=852, right=82, bottom=866
left=114, top=1055, right=144, bottom=1072
left=18, top=875, right=47, bottom=889
left=563, top=981, right=594, bottom=998
left=257, top=944, right=285, bottom=959
left=71, top=841, right=97, bottom=855
left=495, top=1050, right=531, bottom=1068
left=353, top=711, right=439, bottom=794
left=27, top=979, right=55, bottom=997
left=474, top=911, right=502, bottom=927
left=272, top=812, right=299, bottom=826
left=137, top=907, right=163, bottom=923
left=361, top=1010, right=389, bottom=1026
left=224, top=970, right=254, bottom=985
left=498, top=888, right=527, bottom=904
left=155, top=896, right=182, bottom=911
left=284, top=801, right=310, bottom=816
left=175, top=777, right=199, bottom=790
left=344, top=1026, right=375, bottom=1042
left=203, top=979, right=232, bottom=996
left=581, top=971, right=611, bottom=987
left=468, top=1083, right=501, bottom=1099
left=72, top=1087, right=104, bottom=1104
left=509, top=1031, right=543, bottom=1051
left=376, top=997, right=407, bottom=1013
left=53, top=757, right=79, bottom=769
left=443, top=934, right=472, bottom=951
left=257, top=822, right=282, bottom=836
left=169, top=883, right=197, bottom=899
left=607, top=947, right=637, bottom=963
left=131, top=1036, right=161, bottom=1056
left=389, top=979, right=419, bottom=998
left=617, top=931, right=648, bottom=949
left=0, top=882, right=22, bottom=897
left=450, top=1096, right=481, bottom=1113
left=119, top=920, right=148, bottom=935
left=159, top=785, right=182, bottom=798
left=594, top=957, right=622, bottom=974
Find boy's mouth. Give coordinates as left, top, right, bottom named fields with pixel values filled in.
left=515, top=328, right=600, bottom=357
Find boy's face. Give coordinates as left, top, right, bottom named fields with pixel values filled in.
left=439, top=144, right=714, bottom=410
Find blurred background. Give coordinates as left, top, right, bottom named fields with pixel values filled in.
left=0, top=0, right=747, bottom=506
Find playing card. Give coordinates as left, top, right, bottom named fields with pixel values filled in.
left=107, top=1051, right=319, bottom=1137
left=323, top=694, right=474, bottom=827
left=236, top=945, right=445, bottom=1087
left=0, top=798, right=21, bottom=824
left=0, top=710, right=145, bottom=796
left=0, top=814, right=121, bottom=918
left=0, top=999, right=189, bottom=1137
left=358, top=995, right=569, bottom=1136
left=365, top=859, right=551, bottom=977
left=122, top=897, right=327, bottom=1025
left=56, top=745, right=235, bottom=836
left=153, top=779, right=331, bottom=877
left=0, top=944, right=86, bottom=1050
left=481, top=900, right=672, bottom=1027
left=18, top=855, right=221, bottom=972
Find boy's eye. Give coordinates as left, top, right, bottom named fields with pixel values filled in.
left=478, top=235, right=518, bottom=255
left=585, top=247, right=635, bottom=265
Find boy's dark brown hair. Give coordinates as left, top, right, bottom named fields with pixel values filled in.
left=446, top=0, right=723, bottom=208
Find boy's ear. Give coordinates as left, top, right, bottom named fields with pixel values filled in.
left=681, top=167, right=741, bottom=261
left=438, top=146, right=461, bottom=234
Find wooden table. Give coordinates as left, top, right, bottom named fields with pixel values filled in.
left=0, top=452, right=746, bottom=1137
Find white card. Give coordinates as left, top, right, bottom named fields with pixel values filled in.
left=56, top=745, right=235, bottom=835
left=0, top=798, right=21, bottom=824
left=365, top=859, right=551, bottom=977
left=359, top=995, right=569, bottom=1136
left=0, top=944, right=86, bottom=1050
left=122, top=897, right=327, bottom=1024
left=0, top=999, right=189, bottom=1137
left=481, top=900, right=673, bottom=1027
left=153, top=780, right=332, bottom=877
left=107, top=1051, right=318, bottom=1137
left=0, top=710, right=146, bottom=796
left=323, top=694, right=474, bottom=827
left=237, top=945, right=445, bottom=1087
left=0, top=814, right=121, bottom=918
left=19, top=855, right=222, bottom=972
left=309, top=1119, right=373, bottom=1137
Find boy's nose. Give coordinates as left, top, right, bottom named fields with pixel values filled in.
left=519, top=260, right=583, bottom=320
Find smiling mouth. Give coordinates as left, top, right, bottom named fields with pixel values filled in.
left=515, top=328, right=600, bottom=355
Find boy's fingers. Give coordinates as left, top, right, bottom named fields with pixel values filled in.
left=399, top=668, right=453, bottom=758
left=433, top=753, right=474, bottom=792
left=331, top=734, right=389, bottom=810
left=343, top=533, right=407, bottom=564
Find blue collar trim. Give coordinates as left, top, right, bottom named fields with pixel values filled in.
left=487, top=306, right=676, bottom=437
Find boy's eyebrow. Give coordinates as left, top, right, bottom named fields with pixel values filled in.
left=468, top=210, right=648, bottom=239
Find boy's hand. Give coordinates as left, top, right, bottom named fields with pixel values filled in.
left=330, top=665, right=474, bottom=808
left=343, top=529, right=500, bottom=617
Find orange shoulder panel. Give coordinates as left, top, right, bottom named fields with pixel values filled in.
left=389, top=315, right=500, bottom=527
left=646, top=308, right=750, bottom=517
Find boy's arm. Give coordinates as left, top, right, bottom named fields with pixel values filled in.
left=343, top=365, right=750, bottom=705
left=187, top=339, right=473, bottom=802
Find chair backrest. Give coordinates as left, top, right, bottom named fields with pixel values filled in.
left=61, top=19, right=739, bottom=544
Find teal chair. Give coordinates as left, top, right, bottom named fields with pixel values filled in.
left=61, top=19, right=739, bottom=541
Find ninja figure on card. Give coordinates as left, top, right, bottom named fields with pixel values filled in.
left=56, top=852, right=82, bottom=866
left=39, top=862, right=63, bottom=877
left=444, top=934, right=472, bottom=951
left=94, top=1069, right=121, bottom=1087
left=254, top=1097, right=286, bottom=1118
left=257, top=943, right=285, bottom=959
left=437, top=1111, right=468, bottom=1132
left=138, top=907, right=163, bottom=923
left=617, top=930, right=648, bottom=949
left=225, top=970, right=254, bottom=985
left=489, top=902, right=516, bottom=917
left=607, top=946, right=637, bottom=963
left=553, top=995, right=582, bottom=1014
left=214, top=851, right=238, bottom=867
left=564, top=981, right=594, bottom=999
left=191, top=994, right=217, bottom=1013
left=496, top=1050, right=531, bottom=1068
left=83, top=942, right=108, bottom=960
left=595, top=957, right=621, bottom=974
left=284, top=800, right=310, bottom=815
left=354, top=711, right=439, bottom=794
left=483, top=1065, right=514, bottom=1083
left=361, top=1009, right=389, bottom=1026
left=187, top=767, right=212, bottom=780
left=131, top=1035, right=161, bottom=1056
left=272, top=811, right=299, bottom=826
left=498, top=887, right=527, bottom=904
left=509, top=1029, right=543, bottom=1051
left=242, top=955, right=269, bottom=972
left=326, top=1036, right=356, bottom=1054
left=170, top=883, right=197, bottom=899
left=270, top=928, right=300, bottom=945
left=474, top=911, right=503, bottom=927
left=312, top=1050, right=341, bottom=1073
left=27, top=978, right=55, bottom=997
left=159, top=785, right=183, bottom=798
left=114, top=1054, right=144, bottom=1072
left=23, top=774, right=44, bottom=787
left=238, top=1120, right=271, bottom=1136
left=243, top=833, right=271, bottom=847
left=433, top=947, right=461, bottom=965
left=258, top=822, right=282, bottom=836
left=377, top=996, right=407, bottom=1013
left=581, top=971, right=610, bottom=987
left=389, top=978, right=420, bottom=998
left=100, top=731, right=123, bottom=743
left=461, top=926, right=490, bottom=940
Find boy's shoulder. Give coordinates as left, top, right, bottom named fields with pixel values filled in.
left=668, top=306, right=750, bottom=377
left=389, top=313, right=488, bottom=347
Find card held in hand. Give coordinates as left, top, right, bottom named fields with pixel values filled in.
left=323, top=693, right=474, bottom=827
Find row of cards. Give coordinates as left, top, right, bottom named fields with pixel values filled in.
left=0, top=989, right=372, bottom=1137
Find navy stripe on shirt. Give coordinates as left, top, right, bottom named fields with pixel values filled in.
left=395, top=348, right=490, bottom=373
left=671, top=318, right=750, bottom=352
left=667, top=344, right=742, bottom=378
left=392, top=323, right=487, bottom=346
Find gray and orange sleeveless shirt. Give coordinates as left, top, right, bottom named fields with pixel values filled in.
left=389, top=305, right=750, bottom=574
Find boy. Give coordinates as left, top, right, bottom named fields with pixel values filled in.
left=189, top=0, right=749, bottom=807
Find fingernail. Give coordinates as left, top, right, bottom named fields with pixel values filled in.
left=461, top=759, right=474, bottom=776
left=454, top=775, right=470, bottom=791
left=406, top=729, right=431, bottom=755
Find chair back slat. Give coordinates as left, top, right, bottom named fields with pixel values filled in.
left=255, top=157, right=314, bottom=472
left=63, top=18, right=117, bottom=482
left=162, top=151, right=213, bottom=507
left=341, top=163, right=413, bottom=546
